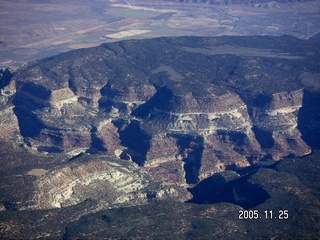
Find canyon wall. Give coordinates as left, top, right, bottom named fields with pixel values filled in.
left=1, top=36, right=319, bottom=209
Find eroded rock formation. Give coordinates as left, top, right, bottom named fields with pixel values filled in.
left=1, top=36, right=319, bottom=209
left=30, top=157, right=188, bottom=210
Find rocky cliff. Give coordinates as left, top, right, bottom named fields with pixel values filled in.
left=31, top=156, right=188, bottom=210
left=1, top=36, right=319, bottom=210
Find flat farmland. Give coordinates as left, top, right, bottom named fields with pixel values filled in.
left=1, top=0, right=320, bottom=67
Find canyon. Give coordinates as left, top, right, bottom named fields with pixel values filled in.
left=0, top=35, right=320, bottom=238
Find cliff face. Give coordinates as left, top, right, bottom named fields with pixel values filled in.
left=251, top=89, right=310, bottom=160
left=1, top=36, right=319, bottom=208
left=31, top=157, right=189, bottom=210
left=0, top=69, right=19, bottom=140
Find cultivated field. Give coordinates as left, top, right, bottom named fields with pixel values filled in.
left=1, top=0, right=320, bottom=67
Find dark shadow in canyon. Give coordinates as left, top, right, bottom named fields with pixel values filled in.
left=132, top=86, right=174, bottom=118
left=0, top=69, right=13, bottom=90
left=86, top=127, right=107, bottom=154
left=298, top=90, right=320, bottom=149
left=252, top=93, right=273, bottom=108
left=187, top=171, right=270, bottom=209
left=37, top=146, right=63, bottom=153
left=12, top=82, right=51, bottom=138
left=117, top=120, right=151, bottom=166
left=171, top=134, right=204, bottom=184
left=252, top=127, right=274, bottom=149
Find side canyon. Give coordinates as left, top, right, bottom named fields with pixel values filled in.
left=0, top=35, right=319, bottom=216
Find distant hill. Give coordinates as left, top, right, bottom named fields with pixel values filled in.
left=162, top=0, right=319, bottom=5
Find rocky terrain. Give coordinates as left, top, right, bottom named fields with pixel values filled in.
left=0, top=35, right=320, bottom=238
left=0, top=151, right=319, bottom=239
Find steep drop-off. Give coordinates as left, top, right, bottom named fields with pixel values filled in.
left=0, top=36, right=319, bottom=210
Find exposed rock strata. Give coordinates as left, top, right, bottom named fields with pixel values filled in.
left=0, top=70, right=19, bottom=139
left=251, top=89, right=311, bottom=159
left=3, top=36, right=319, bottom=202
left=31, top=157, right=189, bottom=210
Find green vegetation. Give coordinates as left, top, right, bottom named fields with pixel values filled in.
left=1, top=151, right=318, bottom=239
